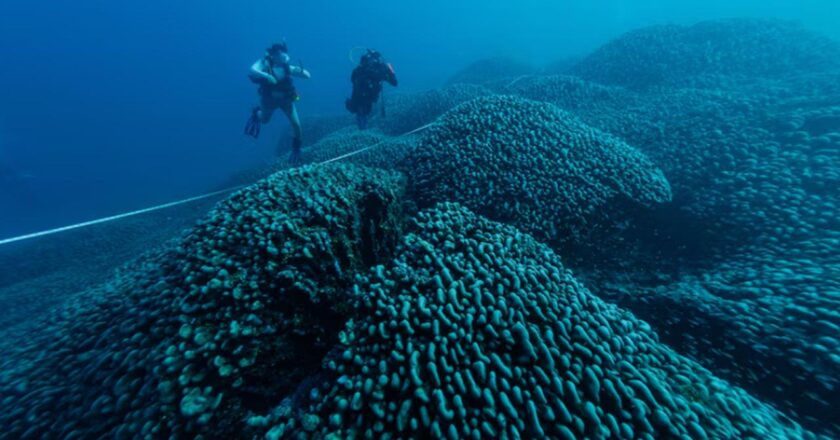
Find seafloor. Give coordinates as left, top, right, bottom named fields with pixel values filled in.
left=0, top=18, right=838, bottom=439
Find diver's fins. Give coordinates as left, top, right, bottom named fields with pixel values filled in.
left=244, top=107, right=261, bottom=139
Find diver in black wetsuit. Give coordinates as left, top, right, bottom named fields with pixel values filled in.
left=345, top=50, right=398, bottom=129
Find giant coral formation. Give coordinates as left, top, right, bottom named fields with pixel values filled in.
left=269, top=203, right=813, bottom=439
left=0, top=168, right=820, bottom=439
left=404, top=95, right=671, bottom=246
left=549, top=19, right=840, bottom=437
left=571, top=18, right=840, bottom=89
left=1, top=17, right=838, bottom=440
left=0, top=164, right=405, bottom=438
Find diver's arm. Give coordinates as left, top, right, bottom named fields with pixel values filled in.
left=249, top=59, right=277, bottom=84
left=290, top=64, right=311, bottom=79
left=384, top=63, right=398, bottom=86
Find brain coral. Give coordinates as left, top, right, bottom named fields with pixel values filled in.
left=0, top=164, right=406, bottom=438
left=268, top=202, right=815, bottom=439
left=404, top=95, right=671, bottom=246
left=571, top=18, right=840, bottom=89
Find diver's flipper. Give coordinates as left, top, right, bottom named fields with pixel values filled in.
left=244, top=107, right=261, bottom=139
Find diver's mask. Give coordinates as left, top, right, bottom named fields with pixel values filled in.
left=267, top=42, right=291, bottom=65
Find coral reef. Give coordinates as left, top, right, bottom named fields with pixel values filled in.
left=0, top=164, right=405, bottom=438
left=1, top=16, right=838, bottom=440
left=2, top=175, right=818, bottom=438
left=443, top=20, right=840, bottom=436
left=532, top=20, right=840, bottom=437
left=591, top=239, right=840, bottom=436
left=571, top=18, right=840, bottom=89
left=404, top=95, right=671, bottom=246
left=270, top=203, right=812, bottom=439
left=288, top=73, right=838, bottom=436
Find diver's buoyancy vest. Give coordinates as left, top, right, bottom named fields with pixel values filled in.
left=261, top=58, right=298, bottom=100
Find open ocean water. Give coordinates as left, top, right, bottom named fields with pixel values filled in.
left=0, top=1, right=838, bottom=439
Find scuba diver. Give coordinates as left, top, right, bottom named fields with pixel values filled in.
left=244, top=42, right=311, bottom=162
left=345, top=49, right=397, bottom=129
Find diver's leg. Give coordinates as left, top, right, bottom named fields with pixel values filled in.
left=361, top=102, right=375, bottom=129
left=281, top=102, right=303, bottom=161
left=285, top=104, right=302, bottom=140
left=259, top=95, right=276, bottom=124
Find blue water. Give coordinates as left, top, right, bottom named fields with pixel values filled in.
left=1, top=0, right=838, bottom=237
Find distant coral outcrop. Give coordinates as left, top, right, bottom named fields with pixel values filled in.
left=571, top=18, right=840, bottom=88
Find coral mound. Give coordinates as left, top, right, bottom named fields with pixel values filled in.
left=271, top=203, right=812, bottom=440
left=572, top=19, right=840, bottom=88
left=544, top=22, right=840, bottom=435
left=405, top=95, right=671, bottom=245
left=0, top=164, right=405, bottom=439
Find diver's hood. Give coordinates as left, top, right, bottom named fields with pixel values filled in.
left=362, top=50, right=383, bottom=65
